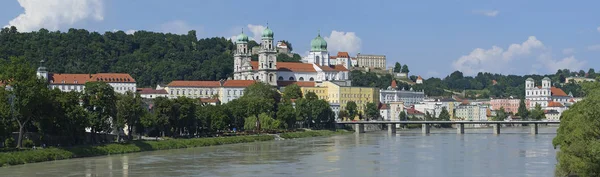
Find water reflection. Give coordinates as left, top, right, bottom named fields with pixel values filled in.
left=0, top=127, right=559, bottom=177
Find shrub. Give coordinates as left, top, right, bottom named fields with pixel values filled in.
left=4, top=137, right=15, bottom=148
left=23, top=139, right=34, bottom=148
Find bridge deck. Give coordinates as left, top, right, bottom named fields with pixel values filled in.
left=336, top=121, right=559, bottom=124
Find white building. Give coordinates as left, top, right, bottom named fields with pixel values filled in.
left=165, top=80, right=256, bottom=104
left=138, top=87, right=168, bottom=99
left=525, top=77, right=571, bottom=108
left=379, top=80, right=425, bottom=106
left=36, top=61, right=136, bottom=94
left=416, top=76, right=423, bottom=84
left=233, top=27, right=351, bottom=85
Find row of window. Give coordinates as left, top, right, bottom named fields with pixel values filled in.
left=52, top=85, right=134, bottom=92
left=526, top=90, right=550, bottom=96
left=171, top=89, right=218, bottom=96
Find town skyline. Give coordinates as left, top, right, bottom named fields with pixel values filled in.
left=1, top=0, right=599, bottom=78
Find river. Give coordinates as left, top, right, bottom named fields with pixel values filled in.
left=0, top=126, right=559, bottom=177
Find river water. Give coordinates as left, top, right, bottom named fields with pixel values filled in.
left=0, top=126, right=559, bottom=177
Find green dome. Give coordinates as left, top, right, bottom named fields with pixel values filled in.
left=236, top=32, right=249, bottom=43
left=262, top=27, right=274, bottom=39
left=310, top=33, right=327, bottom=52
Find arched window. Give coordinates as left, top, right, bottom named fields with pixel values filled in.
left=278, top=76, right=284, bottom=80
left=309, top=77, right=314, bottom=81
left=269, top=44, right=272, bottom=49
left=299, top=77, right=304, bottom=81
left=316, top=56, right=320, bottom=64
left=269, top=61, right=273, bottom=68
left=289, top=77, right=295, bottom=81
left=256, top=76, right=260, bottom=80
left=269, top=74, right=274, bottom=82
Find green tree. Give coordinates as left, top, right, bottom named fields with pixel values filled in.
left=401, top=64, right=410, bottom=73
left=82, top=81, right=118, bottom=143
left=529, top=104, right=546, bottom=120
left=517, top=98, right=529, bottom=119
left=345, top=101, right=358, bottom=121
left=424, top=111, right=433, bottom=121
left=393, top=62, right=402, bottom=73
left=37, top=90, right=89, bottom=146
left=241, top=82, right=279, bottom=131
left=144, top=97, right=171, bottom=138
left=0, top=57, right=52, bottom=148
left=399, top=111, right=407, bottom=121
left=364, top=102, right=379, bottom=121
left=339, top=110, right=349, bottom=121
left=553, top=82, right=600, bottom=176
left=438, top=107, right=451, bottom=128
left=276, top=53, right=302, bottom=62
left=587, top=68, right=596, bottom=78
left=493, top=107, right=508, bottom=121
left=282, top=84, right=302, bottom=100
left=276, top=100, right=297, bottom=129
left=117, top=91, right=147, bottom=140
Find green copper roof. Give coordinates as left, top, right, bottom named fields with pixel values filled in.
left=236, top=31, right=249, bottom=43
left=262, top=27, right=274, bottom=39
left=310, top=33, right=327, bottom=52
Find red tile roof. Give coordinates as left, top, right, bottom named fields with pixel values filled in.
left=200, top=98, right=220, bottom=103
left=250, top=61, right=317, bottom=72
left=379, top=103, right=389, bottom=110
left=547, top=101, right=564, bottom=107
left=277, top=81, right=316, bottom=87
left=167, top=81, right=220, bottom=87
left=223, top=80, right=256, bottom=87
left=49, top=73, right=135, bottom=85
left=417, top=76, right=423, bottom=80
left=551, top=87, right=568, bottom=96
left=406, top=108, right=424, bottom=115
left=330, top=56, right=337, bottom=59
left=137, top=88, right=168, bottom=94
left=391, top=80, right=397, bottom=89
left=337, top=52, right=350, bottom=58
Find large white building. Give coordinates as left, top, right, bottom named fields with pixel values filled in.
left=233, top=27, right=351, bottom=85
left=525, top=77, right=570, bottom=108
left=379, top=80, right=425, bottom=106
left=36, top=61, right=136, bottom=94
left=165, top=80, right=256, bottom=104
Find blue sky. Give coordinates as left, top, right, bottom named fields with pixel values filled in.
left=1, top=0, right=599, bottom=78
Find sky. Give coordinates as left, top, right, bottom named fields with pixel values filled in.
left=0, top=0, right=599, bottom=79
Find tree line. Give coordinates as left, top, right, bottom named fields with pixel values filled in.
left=0, top=57, right=335, bottom=149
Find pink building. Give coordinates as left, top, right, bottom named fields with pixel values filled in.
left=490, top=98, right=529, bottom=114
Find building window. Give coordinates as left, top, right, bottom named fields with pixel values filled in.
left=289, top=77, right=294, bottom=81
left=299, top=77, right=304, bottom=81
left=309, top=77, right=314, bottom=81
left=278, top=76, right=284, bottom=81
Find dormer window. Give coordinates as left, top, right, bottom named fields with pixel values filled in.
left=74, top=80, right=78, bottom=84
left=62, top=80, right=65, bottom=84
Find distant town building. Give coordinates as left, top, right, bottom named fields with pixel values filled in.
left=416, top=76, right=423, bottom=84
left=489, top=98, right=529, bottom=114
left=379, top=80, right=425, bottom=106
left=356, top=53, right=386, bottom=69
left=276, top=41, right=291, bottom=56
left=565, top=76, right=595, bottom=84
left=165, top=80, right=256, bottom=104
left=36, top=60, right=136, bottom=94
left=525, top=77, right=571, bottom=108
left=137, top=87, right=168, bottom=99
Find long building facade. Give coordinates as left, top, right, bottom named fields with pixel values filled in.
left=379, top=80, right=425, bottom=106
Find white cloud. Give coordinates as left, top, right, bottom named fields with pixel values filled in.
left=542, top=56, right=586, bottom=72
left=5, top=0, right=104, bottom=32
left=473, top=10, right=499, bottom=17
left=587, top=45, right=600, bottom=51
left=452, top=36, right=586, bottom=75
left=247, top=24, right=266, bottom=42
left=324, top=30, right=362, bottom=55
left=125, top=29, right=137, bottom=35
left=562, top=48, right=575, bottom=55
left=160, top=20, right=201, bottom=35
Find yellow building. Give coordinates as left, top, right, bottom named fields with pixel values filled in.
left=338, top=86, right=379, bottom=113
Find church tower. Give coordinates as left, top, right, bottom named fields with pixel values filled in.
left=306, top=31, right=330, bottom=66
left=233, top=30, right=251, bottom=80
left=258, top=26, right=277, bottom=86
left=36, top=60, right=48, bottom=81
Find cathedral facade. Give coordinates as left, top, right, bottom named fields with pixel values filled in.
left=233, top=27, right=351, bottom=86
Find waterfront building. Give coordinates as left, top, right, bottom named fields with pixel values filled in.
left=356, top=53, right=386, bottom=69
left=525, top=77, right=571, bottom=108
left=454, top=104, right=488, bottom=121
left=489, top=98, right=529, bottom=114
left=165, top=80, right=256, bottom=104
left=379, top=80, right=425, bottom=106
left=36, top=61, right=136, bottom=94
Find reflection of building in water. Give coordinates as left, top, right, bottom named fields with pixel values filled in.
left=122, top=156, right=129, bottom=177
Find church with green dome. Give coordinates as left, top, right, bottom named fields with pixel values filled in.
left=233, top=27, right=351, bottom=86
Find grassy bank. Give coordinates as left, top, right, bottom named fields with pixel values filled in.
left=0, top=135, right=273, bottom=167
left=280, top=130, right=351, bottom=139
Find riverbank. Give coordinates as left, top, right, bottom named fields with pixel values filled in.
left=280, top=130, right=351, bottom=139
left=0, top=135, right=274, bottom=167
left=0, top=130, right=350, bottom=167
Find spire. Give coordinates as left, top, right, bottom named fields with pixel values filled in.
left=241, top=28, right=244, bottom=34
left=318, top=29, right=321, bottom=37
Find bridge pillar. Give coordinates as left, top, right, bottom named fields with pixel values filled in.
left=422, top=124, right=430, bottom=134
left=457, top=123, right=465, bottom=134
left=355, top=124, right=365, bottom=134
left=530, top=123, right=538, bottom=135
left=493, top=124, right=501, bottom=134
left=387, top=124, right=396, bottom=134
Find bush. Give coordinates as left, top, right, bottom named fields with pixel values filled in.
left=0, top=135, right=274, bottom=167
left=4, top=137, right=15, bottom=148
left=23, top=139, right=34, bottom=148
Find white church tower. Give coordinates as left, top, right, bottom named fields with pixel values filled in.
left=36, top=60, right=48, bottom=80
left=305, top=31, right=330, bottom=66
left=233, top=30, right=253, bottom=80
left=257, top=26, right=278, bottom=86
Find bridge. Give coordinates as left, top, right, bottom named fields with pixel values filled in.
left=336, top=121, right=560, bottom=135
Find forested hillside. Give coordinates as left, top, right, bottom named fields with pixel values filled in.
left=0, top=27, right=235, bottom=87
